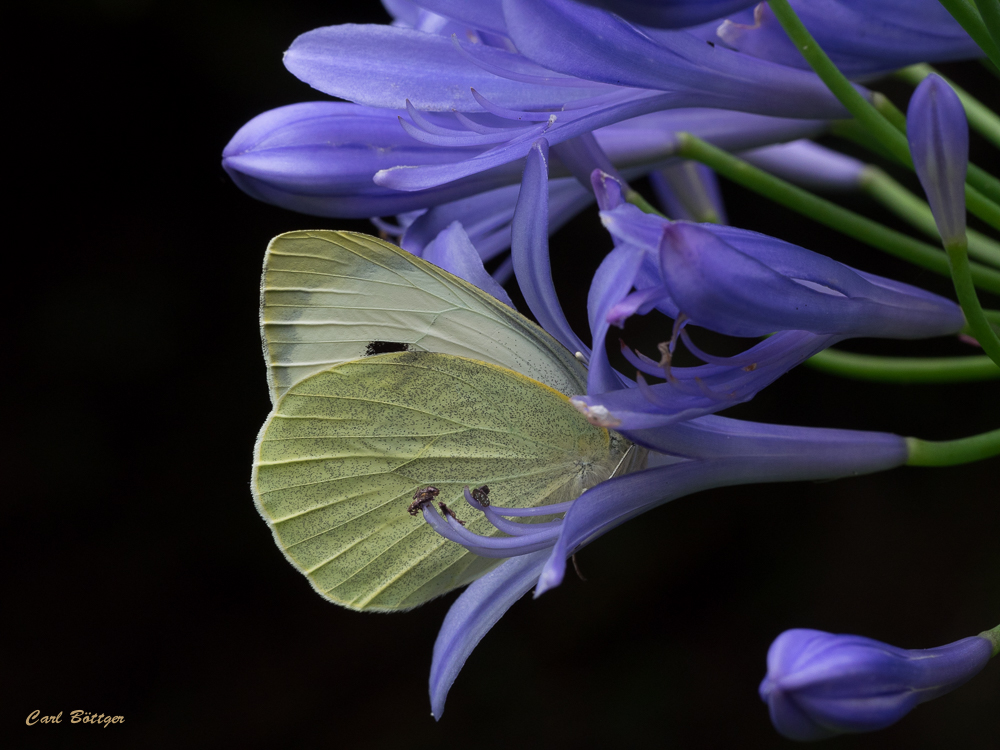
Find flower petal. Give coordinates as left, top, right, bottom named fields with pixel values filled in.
left=502, top=0, right=851, bottom=118
left=573, top=0, right=758, bottom=29
left=587, top=242, right=646, bottom=394
left=284, top=24, right=603, bottom=112
left=574, top=332, right=842, bottom=429
left=623, top=414, right=908, bottom=467
left=649, top=161, right=728, bottom=222
left=423, top=221, right=516, bottom=307
left=410, top=0, right=508, bottom=35
left=511, top=139, right=591, bottom=356
left=429, top=548, right=551, bottom=719
left=713, top=0, right=980, bottom=77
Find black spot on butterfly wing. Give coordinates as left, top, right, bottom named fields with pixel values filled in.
left=365, top=341, right=410, bottom=356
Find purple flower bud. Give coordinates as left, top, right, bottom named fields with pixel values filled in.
left=907, top=74, right=969, bottom=247
left=221, top=101, right=519, bottom=218
left=760, top=628, right=993, bottom=741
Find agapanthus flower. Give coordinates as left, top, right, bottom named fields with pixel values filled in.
left=228, top=0, right=997, bottom=733
left=568, top=174, right=964, bottom=429
left=279, top=0, right=859, bottom=192
left=411, top=149, right=966, bottom=719
left=223, top=100, right=825, bottom=218
left=760, top=628, right=995, bottom=740
left=424, top=422, right=920, bottom=718
left=701, top=0, right=980, bottom=76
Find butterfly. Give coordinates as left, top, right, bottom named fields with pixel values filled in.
left=252, top=230, right=638, bottom=611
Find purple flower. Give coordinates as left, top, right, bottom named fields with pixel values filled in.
left=413, top=158, right=940, bottom=716
left=426, top=422, right=914, bottom=718
left=907, top=74, right=969, bottom=247
left=570, top=196, right=964, bottom=429
left=760, top=628, right=994, bottom=740
left=223, top=100, right=825, bottom=217
left=648, top=221, right=962, bottom=340
left=221, top=101, right=518, bottom=218
left=276, top=0, right=856, bottom=192
left=703, top=1, right=980, bottom=77
left=409, top=147, right=947, bottom=716
left=287, top=1, right=846, bottom=116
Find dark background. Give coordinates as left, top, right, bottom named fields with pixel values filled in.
left=10, top=1, right=998, bottom=748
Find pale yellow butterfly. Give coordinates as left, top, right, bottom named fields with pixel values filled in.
left=252, top=231, right=639, bottom=611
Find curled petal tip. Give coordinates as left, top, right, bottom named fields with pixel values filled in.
left=533, top=562, right=564, bottom=598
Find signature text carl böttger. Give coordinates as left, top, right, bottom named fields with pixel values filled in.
left=26, top=710, right=123, bottom=727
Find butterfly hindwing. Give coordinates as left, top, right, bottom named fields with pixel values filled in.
left=252, top=351, right=621, bottom=611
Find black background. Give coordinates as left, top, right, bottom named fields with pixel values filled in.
left=10, top=1, right=998, bottom=748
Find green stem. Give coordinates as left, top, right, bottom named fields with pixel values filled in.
left=947, top=237, right=1000, bottom=364
left=871, top=92, right=909, bottom=132
left=861, top=167, right=1000, bottom=267
left=832, top=119, right=1000, bottom=217
left=625, top=189, right=666, bottom=218
left=896, top=64, right=1000, bottom=149
left=974, top=0, right=1000, bottom=61
left=968, top=166, right=1000, bottom=206
left=768, top=0, right=913, bottom=166
left=770, top=0, right=1000, bottom=228
left=674, top=133, right=1000, bottom=296
left=979, top=307, right=1000, bottom=330
left=830, top=119, right=900, bottom=162
left=980, top=624, right=1000, bottom=657
left=906, top=428, right=1000, bottom=465
left=805, top=349, right=999, bottom=382
left=938, top=0, right=1000, bottom=70
left=967, top=184, right=1000, bottom=231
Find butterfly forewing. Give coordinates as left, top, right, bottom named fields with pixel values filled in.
left=260, top=230, right=588, bottom=404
